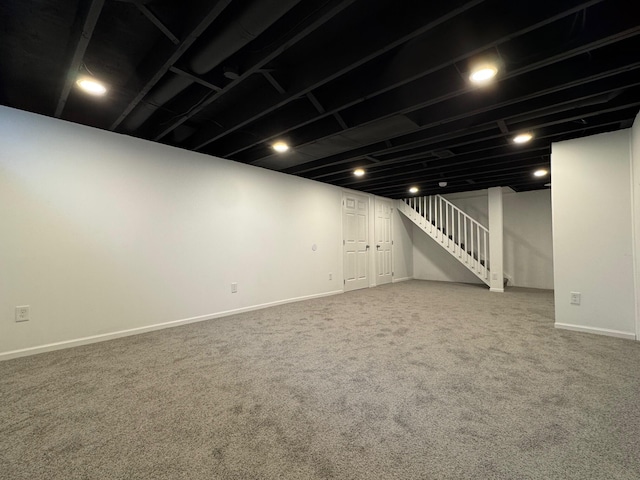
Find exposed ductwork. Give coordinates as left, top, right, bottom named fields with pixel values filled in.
left=122, top=75, right=193, bottom=132
left=188, top=0, right=301, bottom=75
left=123, top=0, right=302, bottom=132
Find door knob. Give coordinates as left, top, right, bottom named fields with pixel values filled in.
left=376, top=245, right=381, bottom=250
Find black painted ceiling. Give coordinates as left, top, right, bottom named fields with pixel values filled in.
left=2, top=0, right=639, bottom=198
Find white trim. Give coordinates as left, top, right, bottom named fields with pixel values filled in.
left=555, top=323, right=636, bottom=340
left=392, top=276, right=413, bottom=283
left=0, top=290, right=344, bottom=361
left=489, top=287, right=504, bottom=293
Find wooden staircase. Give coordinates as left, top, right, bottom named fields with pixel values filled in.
left=397, top=195, right=491, bottom=286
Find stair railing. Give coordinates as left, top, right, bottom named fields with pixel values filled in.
left=404, top=195, right=489, bottom=279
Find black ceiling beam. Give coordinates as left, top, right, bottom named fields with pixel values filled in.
left=348, top=101, right=640, bottom=185
left=244, top=55, right=638, bottom=170
left=278, top=62, right=640, bottom=177
left=133, top=1, right=179, bottom=45
left=183, top=0, right=487, bottom=149
left=286, top=96, right=640, bottom=183
left=306, top=93, right=325, bottom=114
left=320, top=145, right=549, bottom=186
left=334, top=154, right=552, bottom=191
left=54, top=0, right=106, bottom=118
left=326, top=114, right=631, bottom=184
left=368, top=173, right=550, bottom=198
left=341, top=20, right=640, bottom=131
left=334, top=113, right=349, bottom=130
left=371, top=165, right=556, bottom=194
left=383, top=117, right=631, bottom=197
left=361, top=162, right=551, bottom=193
left=149, top=0, right=362, bottom=141
left=243, top=21, right=640, bottom=166
left=262, top=71, right=287, bottom=95
left=332, top=146, right=549, bottom=189
left=285, top=124, right=499, bottom=176
left=399, top=43, right=640, bottom=126
left=219, top=0, right=609, bottom=158
left=350, top=157, right=552, bottom=190
left=169, top=66, right=222, bottom=92
left=360, top=107, right=638, bottom=195
left=109, top=0, right=233, bottom=130
left=507, top=96, right=640, bottom=134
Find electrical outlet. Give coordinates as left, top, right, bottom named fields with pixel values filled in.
left=570, top=292, right=581, bottom=305
left=231, top=282, right=238, bottom=293
left=329, top=273, right=332, bottom=280
left=15, top=305, right=30, bottom=322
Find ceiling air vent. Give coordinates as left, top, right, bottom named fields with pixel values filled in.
left=432, top=150, right=455, bottom=158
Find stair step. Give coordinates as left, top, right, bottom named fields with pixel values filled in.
left=399, top=198, right=491, bottom=287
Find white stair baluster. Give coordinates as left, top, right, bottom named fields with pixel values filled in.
left=457, top=211, right=462, bottom=257
left=464, top=215, right=468, bottom=263
left=476, top=225, right=481, bottom=272
left=395, top=196, right=491, bottom=287
left=482, top=231, right=488, bottom=278
left=439, top=198, right=443, bottom=243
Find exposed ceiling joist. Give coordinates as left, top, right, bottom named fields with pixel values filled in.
left=244, top=24, right=640, bottom=167
left=184, top=0, right=486, bottom=150
left=150, top=0, right=361, bottom=141
left=220, top=0, right=606, bottom=158
left=54, top=0, right=106, bottom=118
left=4, top=0, right=639, bottom=199
left=108, top=0, right=234, bottom=130
left=169, top=66, right=222, bottom=92
left=133, top=0, right=180, bottom=45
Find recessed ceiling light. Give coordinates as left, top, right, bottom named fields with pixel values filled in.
left=469, top=65, right=498, bottom=84
left=534, top=169, right=548, bottom=177
left=272, top=141, right=289, bottom=153
left=353, top=168, right=365, bottom=177
left=439, top=181, right=447, bottom=187
left=76, top=78, right=107, bottom=96
left=513, top=133, right=533, bottom=144
left=409, top=186, right=419, bottom=194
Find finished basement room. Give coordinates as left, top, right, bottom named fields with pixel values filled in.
left=1, top=0, right=639, bottom=479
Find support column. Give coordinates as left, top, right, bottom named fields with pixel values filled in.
left=488, top=187, right=504, bottom=292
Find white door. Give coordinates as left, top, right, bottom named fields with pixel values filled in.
left=343, top=192, right=369, bottom=291
left=375, top=199, right=393, bottom=285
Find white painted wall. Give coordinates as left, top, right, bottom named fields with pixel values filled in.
left=631, top=112, right=640, bottom=339
left=0, top=107, right=409, bottom=359
left=552, top=129, right=636, bottom=339
left=412, top=189, right=554, bottom=289
left=392, top=206, right=414, bottom=281
left=412, top=224, right=483, bottom=284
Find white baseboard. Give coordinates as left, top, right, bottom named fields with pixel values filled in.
left=392, top=276, right=413, bottom=283
left=490, top=287, right=504, bottom=293
left=554, top=323, right=636, bottom=340
left=0, top=289, right=344, bottom=361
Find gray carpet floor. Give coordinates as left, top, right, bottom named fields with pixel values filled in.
left=1, top=280, right=639, bottom=479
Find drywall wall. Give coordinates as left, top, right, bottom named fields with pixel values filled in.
left=502, top=190, right=553, bottom=289
left=412, top=189, right=554, bottom=289
left=0, top=106, right=409, bottom=358
left=552, top=129, right=636, bottom=339
left=393, top=207, right=414, bottom=281
left=413, top=224, right=484, bottom=285
left=632, top=112, right=640, bottom=339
